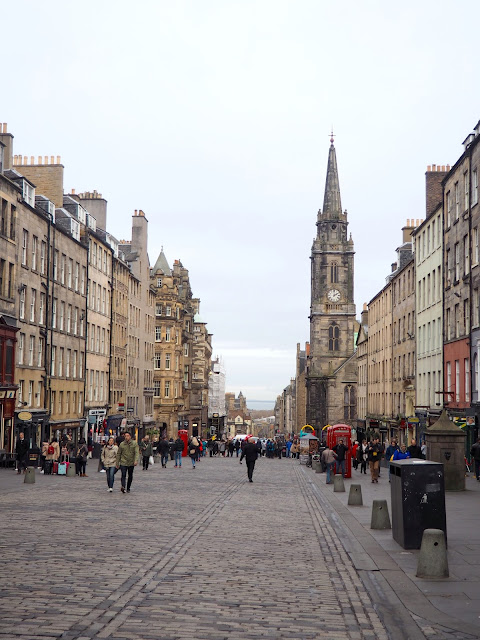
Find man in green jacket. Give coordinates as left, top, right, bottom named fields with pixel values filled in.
left=116, top=432, right=140, bottom=493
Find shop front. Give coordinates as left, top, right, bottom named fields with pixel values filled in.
left=49, top=419, right=84, bottom=444
left=14, top=409, right=49, bottom=448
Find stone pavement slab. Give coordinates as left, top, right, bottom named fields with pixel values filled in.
left=303, top=460, right=480, bottom=638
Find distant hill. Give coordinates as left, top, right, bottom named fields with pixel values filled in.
left=249, top=409, right=274, bottom=419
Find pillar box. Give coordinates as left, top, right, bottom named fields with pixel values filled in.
left=425, top=410, right=466, bottom=491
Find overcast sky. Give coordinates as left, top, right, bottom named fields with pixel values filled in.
left=3, top=1, right=480, bottom=410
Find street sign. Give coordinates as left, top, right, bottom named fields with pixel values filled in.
left=18, top=411, right=32, bottom=421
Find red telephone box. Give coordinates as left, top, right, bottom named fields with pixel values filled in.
left=326, top=424, right=352, bottom=478
left=178, top=429, right=189, bottom=457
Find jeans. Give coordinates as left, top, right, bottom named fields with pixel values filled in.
left=120, top=465, right=134, bottom=490
left=326, top=462, right=334, bottom=483
left=161, top=452, right=169, bottom=467
left=106, top=466, right=116, bottom=488
left=235, top=448, right=240, bottom=457
left=336, top=459, right=346, bottom=477
left=174, top=451, right=182, bottom=466
left=190, top=455, right=196, bottom=468
left=142, top=455, right=150, bottom=470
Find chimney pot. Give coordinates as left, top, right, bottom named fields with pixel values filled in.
left=447, top=164, right=451, bottom=171
left=2, top=123, right=6, bottom=133
left=30, top=156, right=34, bottom=164
left=50, top=156, right=54, bottom=164
left=427, top=165, right=431, bottom=171
left=432, top=164, right=436, bottom=170
left=57, top=156, right=60, bottom=164
left=44, top=156, right=48, bottom=164
left=134, top=209, right=137, bottom=216
left=72, top=188, right=75, bottom=195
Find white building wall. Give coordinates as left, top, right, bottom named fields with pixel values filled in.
left=415, top=207, right=443, bottom=410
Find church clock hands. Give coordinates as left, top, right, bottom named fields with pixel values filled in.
left=327, top=289, right=341, bottom=302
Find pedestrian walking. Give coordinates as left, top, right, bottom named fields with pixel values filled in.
left=227, top=439, right=235, bottom=457
left=219, top=440, right=226, bottom=457
left=332, top=438, right=348, bottom=477
left=385, top=439, right=398, bottom=465
left=240, top=437, right=258, bottom=482
left=471, top=438, right=480, bottom=481
left=286, top=439, right=293, bottom=458
left=407, top=438, right=423, bottom=459
left=76, top=438, right=89, bottom=477
left=367, top=437, right=382, bottom=483
left=392, top=444, right=410, bottom=461
left=266, top=439, right=274, bottom=458
left=234, top=439, right=241, bottom=457
left=15, top=432, right=29, bottom=474
left=351, top=441, right=359, bottom=470
left=158, top=437, right=169, bottom=468
left=188, top=435, right=200, bottom=468
left=101, top=437, right=118, bottom=492
left=358, top=439, right=367, bottom=474
left=169, top=438, right=176, bottom=461
left=140, top=436, right=153, bottom=470
left=115, top=432, right=139, bottom=493
left=322, top=445, right=336, bottom=484
left=174, top=435, right=184, bottom=467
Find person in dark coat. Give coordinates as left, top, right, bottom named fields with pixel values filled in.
left=15, top=432, right=29, bottom=474
left=168, top=438, right=176, bottom=461
left=157, top=437, right=170, bottom=468
left=470, top=438, right=480, bottom=480
left=332, top=438, right=348, bottom=477
left=407, top=438, right=423, bottom=459
left=240, top=437, right=258, bottom=482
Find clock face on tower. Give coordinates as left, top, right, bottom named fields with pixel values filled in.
left=327, top=289, right=341, bottom=302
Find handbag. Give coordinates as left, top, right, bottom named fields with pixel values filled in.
left=149, top=455, right=154, bottom=465
left=189, top=449, right=196, bottom=455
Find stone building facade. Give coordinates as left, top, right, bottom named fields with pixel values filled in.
left=306, top=140, right=357, bottom=430
left=119, top=210, right=155, bottom=438
left=295, top=342, right=308, bottom=432
left=413, top=169, right=445, bottom=426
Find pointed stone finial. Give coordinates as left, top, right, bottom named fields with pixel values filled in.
left=426, top=409, right=465, bottom=434
left=330, top=128, right=335, bottom=145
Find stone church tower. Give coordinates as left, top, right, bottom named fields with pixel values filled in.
left=306, top=138, right=357, bottom=431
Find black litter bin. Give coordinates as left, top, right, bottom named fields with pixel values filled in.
left=27, top=452, right=39, bottom=467
left=390, top=459, right=446, bottom=549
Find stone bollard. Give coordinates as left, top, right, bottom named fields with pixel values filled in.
left=315, top=463, right=322, bottom=474
left=416, top=529, right=449, bottom=578
left=371, top=500, right=391, bottom=529
left=24, top=467, right=35, bottom=484
left=66, top=463, right=76, bottom=477
left=348, top=484, right=363, bottom=505
left=333, top=474, right=345, bottom=492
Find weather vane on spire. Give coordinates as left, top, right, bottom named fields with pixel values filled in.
left=330, top=127, right=335, bottom=145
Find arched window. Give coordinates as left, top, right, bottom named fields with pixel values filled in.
left=344, top=385, right=356, bottom=420
left=328, top=324, right=339, bottom=351
left=330, top=262, right=338, bottom=283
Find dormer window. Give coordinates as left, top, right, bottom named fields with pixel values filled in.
left=23, top=180, right=35, bottom=207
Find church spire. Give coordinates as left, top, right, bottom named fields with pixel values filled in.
left=322, top=135, right=342, bottom=218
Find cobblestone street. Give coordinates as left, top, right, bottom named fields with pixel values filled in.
left=0, top=457, right=477, bottom=640
left=0, top=456, right=390, bottom=640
